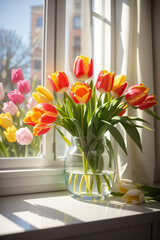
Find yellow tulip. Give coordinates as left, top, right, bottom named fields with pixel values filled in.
left=0, top=112, right=13, bottom=129
left=3, top=125, right=17, bottom=142
left=32, top=85, right=53, bottom=103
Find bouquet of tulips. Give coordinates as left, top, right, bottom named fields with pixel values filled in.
left=24, top=55, right=159, bottom=154
left=0, top=69, right=41, bottom=157
left=22, top=55, right=160, bottom=200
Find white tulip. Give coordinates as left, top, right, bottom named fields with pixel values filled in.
left=123, top=189, right=145, bottom=204
left=118, top=179, right=137, bottom=193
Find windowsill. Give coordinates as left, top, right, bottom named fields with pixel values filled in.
left=0, top=167, right=66, bottom=196
left=0, top=191, right=160, bottom=240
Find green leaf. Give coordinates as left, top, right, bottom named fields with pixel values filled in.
left=144, top=109, right=160, bottom=120
left=64, top=92, right=81, bottom=122
left=0, top=141, right=9, bottom=157
left=56, top=127, right=71, bottom=146
left=106, top=138, right=115, bottom=168
left=111, top=192, right=124, bottom=196
left=102, top=121, right=128, bottom=155
left=121, top=122, right=143, bottom=152
left=69, top=118, right=84, bottom=138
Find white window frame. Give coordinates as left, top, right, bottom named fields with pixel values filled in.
left=0, top=0, right=66, bottom=196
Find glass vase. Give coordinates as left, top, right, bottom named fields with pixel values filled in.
left=64, top=136, right=116, bottom=200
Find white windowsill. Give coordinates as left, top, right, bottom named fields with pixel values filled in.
left=0, top=166, right=66, bottom=196
left=0, top=191, right=160, bottom=240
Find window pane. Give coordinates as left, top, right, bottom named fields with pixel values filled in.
left=56, top=0, right=82, bottom=159
left=0, top=0, right=44, bottom=158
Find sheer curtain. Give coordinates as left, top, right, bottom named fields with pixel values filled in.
left=111, top=0, right=160, bottom=186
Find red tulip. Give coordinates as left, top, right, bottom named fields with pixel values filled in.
left=33, top=124, right=51, bottom=136
left=96, top=70, right=115, bottom=93
left=138, top=95, right=157, bottom=110
left=125, top=84, right=149, bottom=106
left=74, top=56, right=93, bottom=80
left=11, top=68, right=24, bottom=84
left=112, top=74, right=127, bottom=97
left=48, top=72, right=69, bottom=93
left=24, top=103, right=57, bottom=127
left=70, top=82, right=92, bottom=104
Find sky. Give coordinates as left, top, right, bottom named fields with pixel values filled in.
left=0, top=0, right=43, bottom=46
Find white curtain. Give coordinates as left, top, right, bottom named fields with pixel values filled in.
left=111, top=0, right=159, bottom=186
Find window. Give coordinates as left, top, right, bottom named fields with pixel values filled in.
left=73, top=16, right=81, bottom=29
left=36, top=17, right=43, bottom=28
left=34, top=59, right=41, bottom=69
left=92, top=0, right=112, bottom=78
left=0, top=0, right=55, bottom=170
left=0, top=0, right=111, bottom=196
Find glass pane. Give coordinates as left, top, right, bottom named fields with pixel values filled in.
left=92, top=17, right=111, bottom=78
left=92, top=0, right=111, bottom=20
left=56, top=0, right=82, bottom=159
left=0, top=0, right=44, bottom=157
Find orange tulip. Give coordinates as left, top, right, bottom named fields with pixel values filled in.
left=24, top=103, right=57, bottom=127
left=70, top=82, right=92, bottom=104
left=74, top=56, right=93, bottom=81
left=112, top=74, right=127, bottom=97
left=48, top=71, right=69, bottom=93
left=96, top=70, right=115, bottom=93
left=125, top=84, right=149, bottom=106
left=138, top=95, right=157, bottom=110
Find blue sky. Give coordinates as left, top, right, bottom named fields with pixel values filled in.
left=0, top=0, right=43, bottom=46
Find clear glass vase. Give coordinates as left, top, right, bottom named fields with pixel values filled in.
left=64, top=136, right=116, bottom=200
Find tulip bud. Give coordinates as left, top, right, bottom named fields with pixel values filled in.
left=74, top=56, right=93, bottom=81
left=27, top=97, right=37, bottom=109
left=0, top=83, right=5, bottom=101
left=125, top=84, right=149, bottom=106
left=96, top=70, right=115, bottom=93
left=32, top=85, right=53, bottom=103
left=2, top=101, right=18, bottom=116
left=123, top=189, right=145, bottom=204
left=11, top=68, right=24, bottom=84
left=3, top=125, right=17, bottom=142
left=24, top=103, right=57, bottom=132
left=17, top=80, right=31, bottom=95
left=118, top=179, right=137, bottom=194
left=33, top=124, right=51, bottom=136
left=48, top=72, right=69, bottom=93
left=112, top=74, right=127, bottom=97
left=0, top=112, right=13, bottom=129
left=16, top=127, right=33, bottom=145
left=138, top=95, right=157, bottom=110
left=70, top=82, right=92, bottom=104
left=8, top=89, right=25, bottom=105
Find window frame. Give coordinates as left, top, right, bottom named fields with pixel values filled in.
left=0, top=0, right=66, bottom=196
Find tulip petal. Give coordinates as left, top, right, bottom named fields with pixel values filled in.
left=75, top=58, right=85, bottom=78
left=33, top=124, right=51, bottom=136
left=40, top=112, right=57, bottom=124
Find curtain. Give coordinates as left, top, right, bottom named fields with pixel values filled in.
left=111, top=0, right=159, bottom=186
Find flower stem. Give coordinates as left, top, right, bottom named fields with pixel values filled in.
left=81, top=104, right=84, bottom=134
left=12, top=143, right=18, bottom=157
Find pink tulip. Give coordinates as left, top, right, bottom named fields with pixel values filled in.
left=15, top=127, right=33, bottom=145
left=17, top=79, right=31, bottom=95
left=0, top=83, right=4, bottom=101
left=2, top=101, right=18, bottom=115
left=27, top=97, right=37, bottom=109
left=8, top=89, right=25, bottom=105
left=11, top=68, right=24, bottom=84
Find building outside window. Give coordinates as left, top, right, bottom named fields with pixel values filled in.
left=73, top=16, right=81, bottom=28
